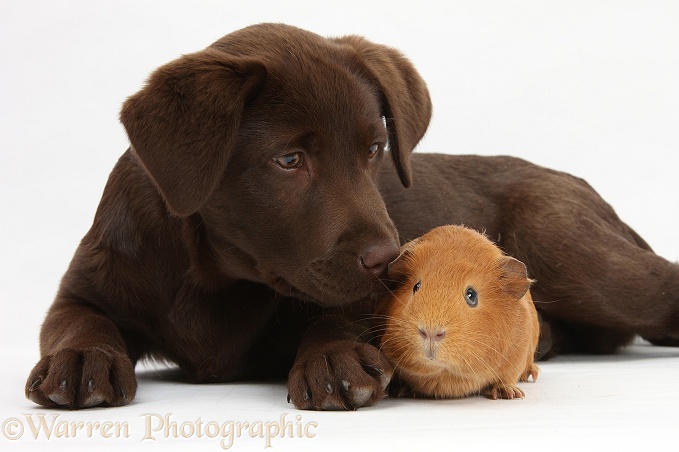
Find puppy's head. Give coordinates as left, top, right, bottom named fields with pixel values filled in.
left=120, top=23, right=432, bottom=307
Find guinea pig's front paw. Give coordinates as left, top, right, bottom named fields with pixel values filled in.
left=287, top=341, right=393, bottom=410
left=485, top=383, right=525, bottom=400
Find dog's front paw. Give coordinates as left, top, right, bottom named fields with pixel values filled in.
left=25, top=347, right=137, bottom=409
left=287, top=340, right=393, bottom=410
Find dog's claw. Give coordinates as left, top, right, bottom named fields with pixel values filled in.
left=28, top=378, right=42, bottom=392
left=367, top=365, right=383, bottom=376
left=287, top=393, right=291, bottom=403
left=26, top=347, right=137, bottom=409
left=287, top=339, right=394, bottom=410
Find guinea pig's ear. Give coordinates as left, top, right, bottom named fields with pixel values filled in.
left=497, top=256, right=531, bottom=300
left=387, top=239, right=419, bottom=283
left=120, top=50, right=266, bottom=216
left=334, top=35, right=432, bottom=188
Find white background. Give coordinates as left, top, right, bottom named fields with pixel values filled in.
left=1, top=1, right=678, bottom=450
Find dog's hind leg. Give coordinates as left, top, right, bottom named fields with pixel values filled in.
left=539, top=236, right=678, bottom=353
left=503, top=200, right=679, bottom=355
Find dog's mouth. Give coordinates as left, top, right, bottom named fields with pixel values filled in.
left=269, top=274, right=383, bottom=308
left=261, top=247, right=397, bottom=308
left=270, top=277, right=315, bottom=302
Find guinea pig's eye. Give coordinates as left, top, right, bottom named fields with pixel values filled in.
left=413, top=280, right=421, bottom=294
left=465, top=287, right=478, bottom=307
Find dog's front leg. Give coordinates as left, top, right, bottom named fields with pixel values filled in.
left=25, top=299, right=137, bottom=409
left=287, top=316, right=393, bottom=410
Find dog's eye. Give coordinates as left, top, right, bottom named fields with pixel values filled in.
left=465, top=287, right=478, bottom=307
left=274, top=152, right=305, bottom=169
left=368, top=143, right=381, bottom=159
left=413, top=280, right=421, bottom=294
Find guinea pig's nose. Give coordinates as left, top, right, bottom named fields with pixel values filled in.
left=360, top=242, right=400, bottom=278
left=419, top=328, right=447, bottom=343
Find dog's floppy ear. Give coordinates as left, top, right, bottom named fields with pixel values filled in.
left=120, top=49, right=265, bottom=216
left=334, top=36, right=432, bottom=188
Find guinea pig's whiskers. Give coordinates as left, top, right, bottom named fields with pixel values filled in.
left=343, top=314, right=393, bottom=337
left=463, top=347, right=503, bottom=387
left=390, top=344, right=418, bottom=378
left=465, top=336, right=516, bottom=369
left=370, top=272, right=398, bottom=299
left=449, top=348, right=484, bottom=388
left=367, top=313, right=398, bottom=321
left=378, top=338, right=412, bottom=367
left=357, top=324, right=389, bottom=338
left=377, top=335, right=406, bottom=352
left=379, top=283, right=403, bottom=300
left=532, top=299, right=561, bottom=305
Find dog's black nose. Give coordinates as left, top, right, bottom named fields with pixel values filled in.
left=360, top=242, right=400, bottom=278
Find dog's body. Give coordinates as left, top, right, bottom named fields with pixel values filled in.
left=26, top=23, right=679, bottom=411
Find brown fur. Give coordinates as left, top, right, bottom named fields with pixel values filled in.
left=24, top=23, right=679, bottom=411
left=376, top=226, right=540, bottom=400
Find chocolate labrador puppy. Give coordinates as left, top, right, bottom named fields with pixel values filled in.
left=26, top=23, right=679, bottom=411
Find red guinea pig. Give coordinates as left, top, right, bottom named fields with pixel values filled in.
left=376, top=225, right=540, bottom=399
